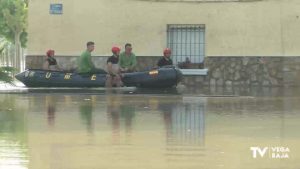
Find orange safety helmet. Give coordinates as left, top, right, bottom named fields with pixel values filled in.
left=111, top=46, right=121, bottom=54
left=163, top=48, right=171, bottom=55
left=46, top=49, right=55, bottom=57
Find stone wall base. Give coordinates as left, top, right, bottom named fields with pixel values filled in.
left=205, top=57, right=300, bottom=87
left=26, top=55, right=300, bottom=87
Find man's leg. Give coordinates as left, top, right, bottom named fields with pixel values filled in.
left=106, top=75, right=113, bottom=87
left=113, top=75, right=123, bottom=87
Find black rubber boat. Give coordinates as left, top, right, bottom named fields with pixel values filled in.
left=15, top=67, right=182, bottom=88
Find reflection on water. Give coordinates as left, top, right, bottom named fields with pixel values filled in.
left=106, top=95, right=135, bottom=143
left=160, top=97, right=205, bottom=164
left=46, top=96, right=56, bottom=127
left=79, top=98, right=94, bottom=133
left=0, top=95, right=28, bottom=169
left=0, top=93, right=299, bottom=169
left=107, top=96, right=135, bottom=144
left=161, top=100, right=205, bottom=146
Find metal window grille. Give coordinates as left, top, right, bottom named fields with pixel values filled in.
left=167, top=24, right=205, bottom=64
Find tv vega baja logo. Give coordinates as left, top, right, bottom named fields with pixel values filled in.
left=250, top=147, right=290, bottom=159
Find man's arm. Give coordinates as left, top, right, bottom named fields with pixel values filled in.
left=157, top=58, right=163, bottom=67
left=43, top=60, right=49, bottom=70
left=130, top=54, right=137, bottom=69
left=107, top=62, right=115, bottom=75
left=88, top=55, right=95, bottom=68
left=119, top=54, right=128, bottom=72
left=119, top=53, right=124, bottom=68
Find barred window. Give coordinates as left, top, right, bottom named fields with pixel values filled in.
left=167, top=24, right=205, bottom=65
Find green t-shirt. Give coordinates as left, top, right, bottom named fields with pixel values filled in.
left=78, top=50, right=94, bottom=73
left=119, top=52, right=137, bottom=69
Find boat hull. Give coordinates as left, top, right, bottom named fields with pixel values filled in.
left=15, top=68, right=182, bottom=88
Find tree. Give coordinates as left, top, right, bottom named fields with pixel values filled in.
left=0, top=36, right=15, bottom=84
left=0, top=66, right=15, bottom=84
left=0, top=0, right=27, bottom=71
left=0, top=36, right=12, bottom=55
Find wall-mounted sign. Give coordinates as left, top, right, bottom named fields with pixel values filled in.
left=50, top=4, right=63, bottom=15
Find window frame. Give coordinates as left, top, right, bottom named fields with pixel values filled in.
left=167, top=24, right=206, bottom=65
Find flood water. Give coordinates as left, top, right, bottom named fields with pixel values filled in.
left=0, top=87, right=300, bottom=169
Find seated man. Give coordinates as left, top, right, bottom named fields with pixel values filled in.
left=106, top=46, right=123, bottom=87
left=43, top=49, right=61, bottom=71
left=119, top=43, right=137, bottom=73
left=77, top=41, right=106, bottom=74
left=157, top=48, right=173, bottom=67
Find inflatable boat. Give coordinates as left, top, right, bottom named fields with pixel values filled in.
left=15, top=68, right=182, bottom=88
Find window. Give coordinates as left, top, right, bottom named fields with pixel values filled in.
left=167, top=24, right=205, bottom=64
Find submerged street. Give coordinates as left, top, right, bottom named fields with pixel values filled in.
left=0, top=87, right=299, bottom=169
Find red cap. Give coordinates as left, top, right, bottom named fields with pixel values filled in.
left=163, top=48, right=171, bottom=55
left=46, top=50, right=54, bottom=57
left=111, top=46, right=121, bottom=54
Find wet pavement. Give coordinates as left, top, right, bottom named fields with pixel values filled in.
left=0, top=86, right=300, bottom=169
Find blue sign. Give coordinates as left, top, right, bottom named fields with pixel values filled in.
left=50, top=4, right=63, bottom=14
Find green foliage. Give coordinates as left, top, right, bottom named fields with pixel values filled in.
left=0, top=36, right=13, bottom=54
left=0, top=66, right=15, bottom=84
left=0, top=0, right=27, bottom=47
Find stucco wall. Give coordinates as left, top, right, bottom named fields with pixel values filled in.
left=28, top=0, right=300, bottom=56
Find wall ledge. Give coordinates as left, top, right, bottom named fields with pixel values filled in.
left=180, top=69, right=208, bottom=76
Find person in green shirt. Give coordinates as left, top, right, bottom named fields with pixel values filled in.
left=77, top=41, right=106, bottom=74
left=119, top=43, right=137, bottom=73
